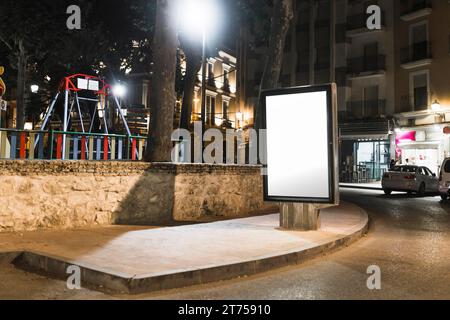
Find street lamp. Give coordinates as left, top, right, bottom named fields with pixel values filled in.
left=30, top=84, right=39, bottom=94
left=177, top=0, right=220, bottom=128
left=431, top=100, right=441, bottom=112
left=112, top=84, right=127, bottom=98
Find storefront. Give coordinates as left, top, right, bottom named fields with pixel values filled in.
left=340, top=136, right=392, bottom=183
left=395, top=125, right=450, bottom=174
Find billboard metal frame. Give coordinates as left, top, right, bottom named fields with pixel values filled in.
left=261, top=84, right=339, bottom=204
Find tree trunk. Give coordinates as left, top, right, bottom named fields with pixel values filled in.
left=254, top=0, right=294, bottom=130
left=179, top=45, right=202, bottom=130
left=145, top=0, right=178, bottom=162
left=16, top=40, right=27, bottom=130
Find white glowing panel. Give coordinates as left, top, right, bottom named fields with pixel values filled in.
left=263, top=86, right=336, bottom=203
left=77, top=78, right=88, bottom=90
left=88, top=80, right=99, bottom=91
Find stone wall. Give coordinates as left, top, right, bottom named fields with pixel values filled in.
left=0, top=161, right=275, bottom=233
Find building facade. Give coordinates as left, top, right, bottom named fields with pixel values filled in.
left=193, top=50, right=242, bottom=129
left=242, top=0, right=397, bottom=182
left=393, top=0, right=450, bottom=174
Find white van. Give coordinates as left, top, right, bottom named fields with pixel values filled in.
left=439, top=158, right=450, bottom=200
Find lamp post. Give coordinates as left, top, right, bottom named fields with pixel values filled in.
left=200, top=30, right=207, bottom=130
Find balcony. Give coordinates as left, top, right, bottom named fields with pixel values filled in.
left=347, top=55, right=386, bottom=79
left=400, top=41, right=433, bottom=69
left=346, top=13, right=385, bottom=37
left=346, top=100, right=387, bottom=120
left=400, top=0, right=432, bottom=21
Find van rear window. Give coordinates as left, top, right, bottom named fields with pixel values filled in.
left=445, top=161, right=450, bottom=173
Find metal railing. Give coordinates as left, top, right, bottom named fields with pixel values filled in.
left=347, top=55, right=386, bottom=75
left=400, top=41, right=432, bottom=64
left=401, top=0, right=432, bottom=16
left=346, top=100, right=387, bottom=119
left=0, top=129, right=147, bottom=161
left=347, top=12, right=385, bottom=31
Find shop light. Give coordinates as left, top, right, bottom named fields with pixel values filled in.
left=431, top=100, right=441, bottom=112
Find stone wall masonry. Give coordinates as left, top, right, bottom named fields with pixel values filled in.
left=0, top=161, right=275, bottom=233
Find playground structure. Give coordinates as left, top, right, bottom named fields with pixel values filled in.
left=38, top=74, right=134, bottom=160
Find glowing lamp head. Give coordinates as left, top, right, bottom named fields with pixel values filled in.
left=30, top=85, right=39, bottom=93
left=113, top=84, right=127, bottom=98
left=176, top=0, right=221, bottom=40
left=431, top=100, right=441, bottom=112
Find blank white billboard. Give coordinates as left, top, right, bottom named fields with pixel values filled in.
left=262, top=85, right=337, bottom=204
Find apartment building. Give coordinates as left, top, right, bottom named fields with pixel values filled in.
left=193, top=50, right=242, bottom=129
left=393, top=0, right=450, bottom=174
left=242, top=0, right=396, bottom=182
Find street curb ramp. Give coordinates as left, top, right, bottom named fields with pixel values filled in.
left=8, top=207, right=369, bottom=295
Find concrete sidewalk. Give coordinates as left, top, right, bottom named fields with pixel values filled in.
left=0, top=202, right=368, bottom=294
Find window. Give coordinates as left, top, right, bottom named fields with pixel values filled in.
left=363, top=86, right=379, bottom=117
left=410, top=71, right=429, bottom=111
left=410, top=22, right=429, bottom=61
left=206, top=95, right=216, bottom=125
left=424, top=167, right=433, bottom=176
left=444, top=160, right=450, bottom=173
left=222, top=100, right=229, bottom=121
left=207, top=62, right=214, bottom=83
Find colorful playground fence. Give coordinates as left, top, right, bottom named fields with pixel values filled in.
left=0, top=129, right=147, bottom=161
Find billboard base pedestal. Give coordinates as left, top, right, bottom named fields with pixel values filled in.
left=279, top=203, right=321, bottom=231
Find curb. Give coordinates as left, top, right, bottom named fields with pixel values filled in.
left=8, top=207, right=369, bottom=295
left=340, top=185, right=383, bottom=191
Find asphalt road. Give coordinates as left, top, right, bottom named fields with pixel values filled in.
left=1, top=189, right=449, bottom=300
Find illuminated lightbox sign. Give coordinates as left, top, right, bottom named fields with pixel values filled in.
left=77, top=78, right=99, bottom=91
left=262, top=84, right=338, bottom=204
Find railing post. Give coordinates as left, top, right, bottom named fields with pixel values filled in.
left=131, top=138, right=137, bottom=161
left=56, top=134, right=63, bottom=160
left=81, top=136, right=86, bottom=160
left=49, top=130, right=54, bottom=160
left=103, top=136, right=109, bottom=161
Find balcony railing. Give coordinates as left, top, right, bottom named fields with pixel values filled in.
left=347, top=12, right=385, bottom=31
left=346, top=100, right=387, bottom=119
left=401, top=0, right=432, bottom=16
left=347, top=55, right=386, bottom=75
left=0, top=129, right=147, bottom=161
left=400, top=41, right=432, bottom=64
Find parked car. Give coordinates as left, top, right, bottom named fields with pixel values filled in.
left=382, top=165, right=440, bottom=196
left=439, top=158, right=450, bottom=201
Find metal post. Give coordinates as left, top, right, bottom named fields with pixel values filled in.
left=201, top=31, right=207, bottom=126
left=40, top=92, right=60, bottom=132
left=200, top=30, right=207, bottom=163
left=75, top=93, right=86, bottom=133
left=62, top=90, right=69, bottom=160
left=113, top=95, right=132, bottom=137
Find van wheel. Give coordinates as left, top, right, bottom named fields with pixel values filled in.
left=418, top=183, right=426, bottom=196
left=441, top=194, right=449, bottom=201
left=383, top=189, right=392, bottom=195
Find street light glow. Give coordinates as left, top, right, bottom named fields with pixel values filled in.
left=30, top=84, right=39, bottom=93
left=431, top=100, right=441, bottom=112
left=113, top=84, right=127, bottom=98
left=177, top=0, right=221, bottom=40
